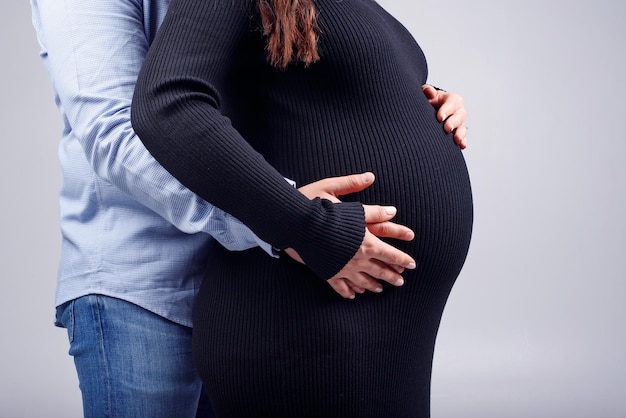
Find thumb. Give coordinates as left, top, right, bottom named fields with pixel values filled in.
left=421, top=84, right=438, bottom=101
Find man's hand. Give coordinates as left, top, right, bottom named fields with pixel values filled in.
left=422, top=84, right=468, bottom=149
left=285, top=172, right=416, bottom=299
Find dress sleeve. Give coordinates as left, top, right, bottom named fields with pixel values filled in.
left=131, top=0, right=366, bottom=279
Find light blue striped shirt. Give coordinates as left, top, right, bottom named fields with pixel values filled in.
left=31, top=0, right=274, bottom=327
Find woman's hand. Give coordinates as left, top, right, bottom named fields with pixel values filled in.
left=325, top=206, right=416, bottom=299
left=422, top=84, right=468, bottom=149
left=285, top=172, right=416, bottom=299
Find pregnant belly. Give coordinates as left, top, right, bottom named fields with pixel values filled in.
left=365, top=128, right=473, bottom=264
left=261, top=106, right=473, bottom=278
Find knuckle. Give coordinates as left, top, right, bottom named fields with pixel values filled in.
left=370, top=206, right=384, bottom=220
left=364, top=245, right=382, bottom=259
left=376, top=267, right=390, bottom=280
left=376, top=223, right=390, bottom=235
left=360, top=244, right=373, bottom=257
left=352, top=276, right=369, bottom=288
left=389, top=252, right=404, bottom=266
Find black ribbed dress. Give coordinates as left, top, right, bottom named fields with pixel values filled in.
left=132, top=0, right=473, bottom=416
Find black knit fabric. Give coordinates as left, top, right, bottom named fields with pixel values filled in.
left=132, top=0, right=473, bottom=416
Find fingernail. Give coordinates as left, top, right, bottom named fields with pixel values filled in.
left=395, top=278, right=404, bottom=286
left=362, top=172, right=374, bottom=182
left=375, top=286, right=383, bottom=293
left=440, top=113, right=447, bottom=122
left=406, top=262, right=416, bottom=269
left=349, top=294, right=356, bottom=300
left=384, top=206, right=397, bottom=216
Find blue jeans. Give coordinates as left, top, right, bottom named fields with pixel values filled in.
left=56, top=295, right=215, bottom=418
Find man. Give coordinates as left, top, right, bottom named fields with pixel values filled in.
left=30, top=0, right=468, bottom=416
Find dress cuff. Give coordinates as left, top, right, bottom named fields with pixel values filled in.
left=295, top=200, right=366, bottom=280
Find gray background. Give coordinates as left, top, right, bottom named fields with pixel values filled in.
left=1, top=0, right=625, bottom=416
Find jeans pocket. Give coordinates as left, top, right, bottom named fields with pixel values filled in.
left=56, top=300, right=75, bottom=344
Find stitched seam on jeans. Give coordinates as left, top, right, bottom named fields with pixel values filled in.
left=93, top=295, right=113, bottom=417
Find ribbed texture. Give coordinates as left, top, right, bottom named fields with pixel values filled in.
left=132, top=0, right=365, bottom=280
left=132, top=0, right=473, bottom=416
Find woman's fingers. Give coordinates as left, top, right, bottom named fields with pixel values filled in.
left=326, top=230, right=416, bottom=298
left=366, top=221, right=414, bottom=241
left=452, top=124, right=468, bottom=149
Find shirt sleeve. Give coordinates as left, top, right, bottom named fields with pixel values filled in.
left=131, top=0, right=366, bottom=280
left=30, top=0, right=276, bottom=254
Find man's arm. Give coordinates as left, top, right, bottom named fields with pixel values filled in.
left=30, top=0, right=273, bottom=252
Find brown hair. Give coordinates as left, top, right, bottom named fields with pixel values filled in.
left=259, top=0, right=320, bottom=69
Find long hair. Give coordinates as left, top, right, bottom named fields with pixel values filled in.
left=259, top=0, right=320, bottom=69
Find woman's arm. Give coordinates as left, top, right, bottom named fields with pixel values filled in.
left=131, top=0, right=415, bottom=283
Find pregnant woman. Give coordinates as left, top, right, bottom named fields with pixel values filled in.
left=132, top=0, right=473, bottom=416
